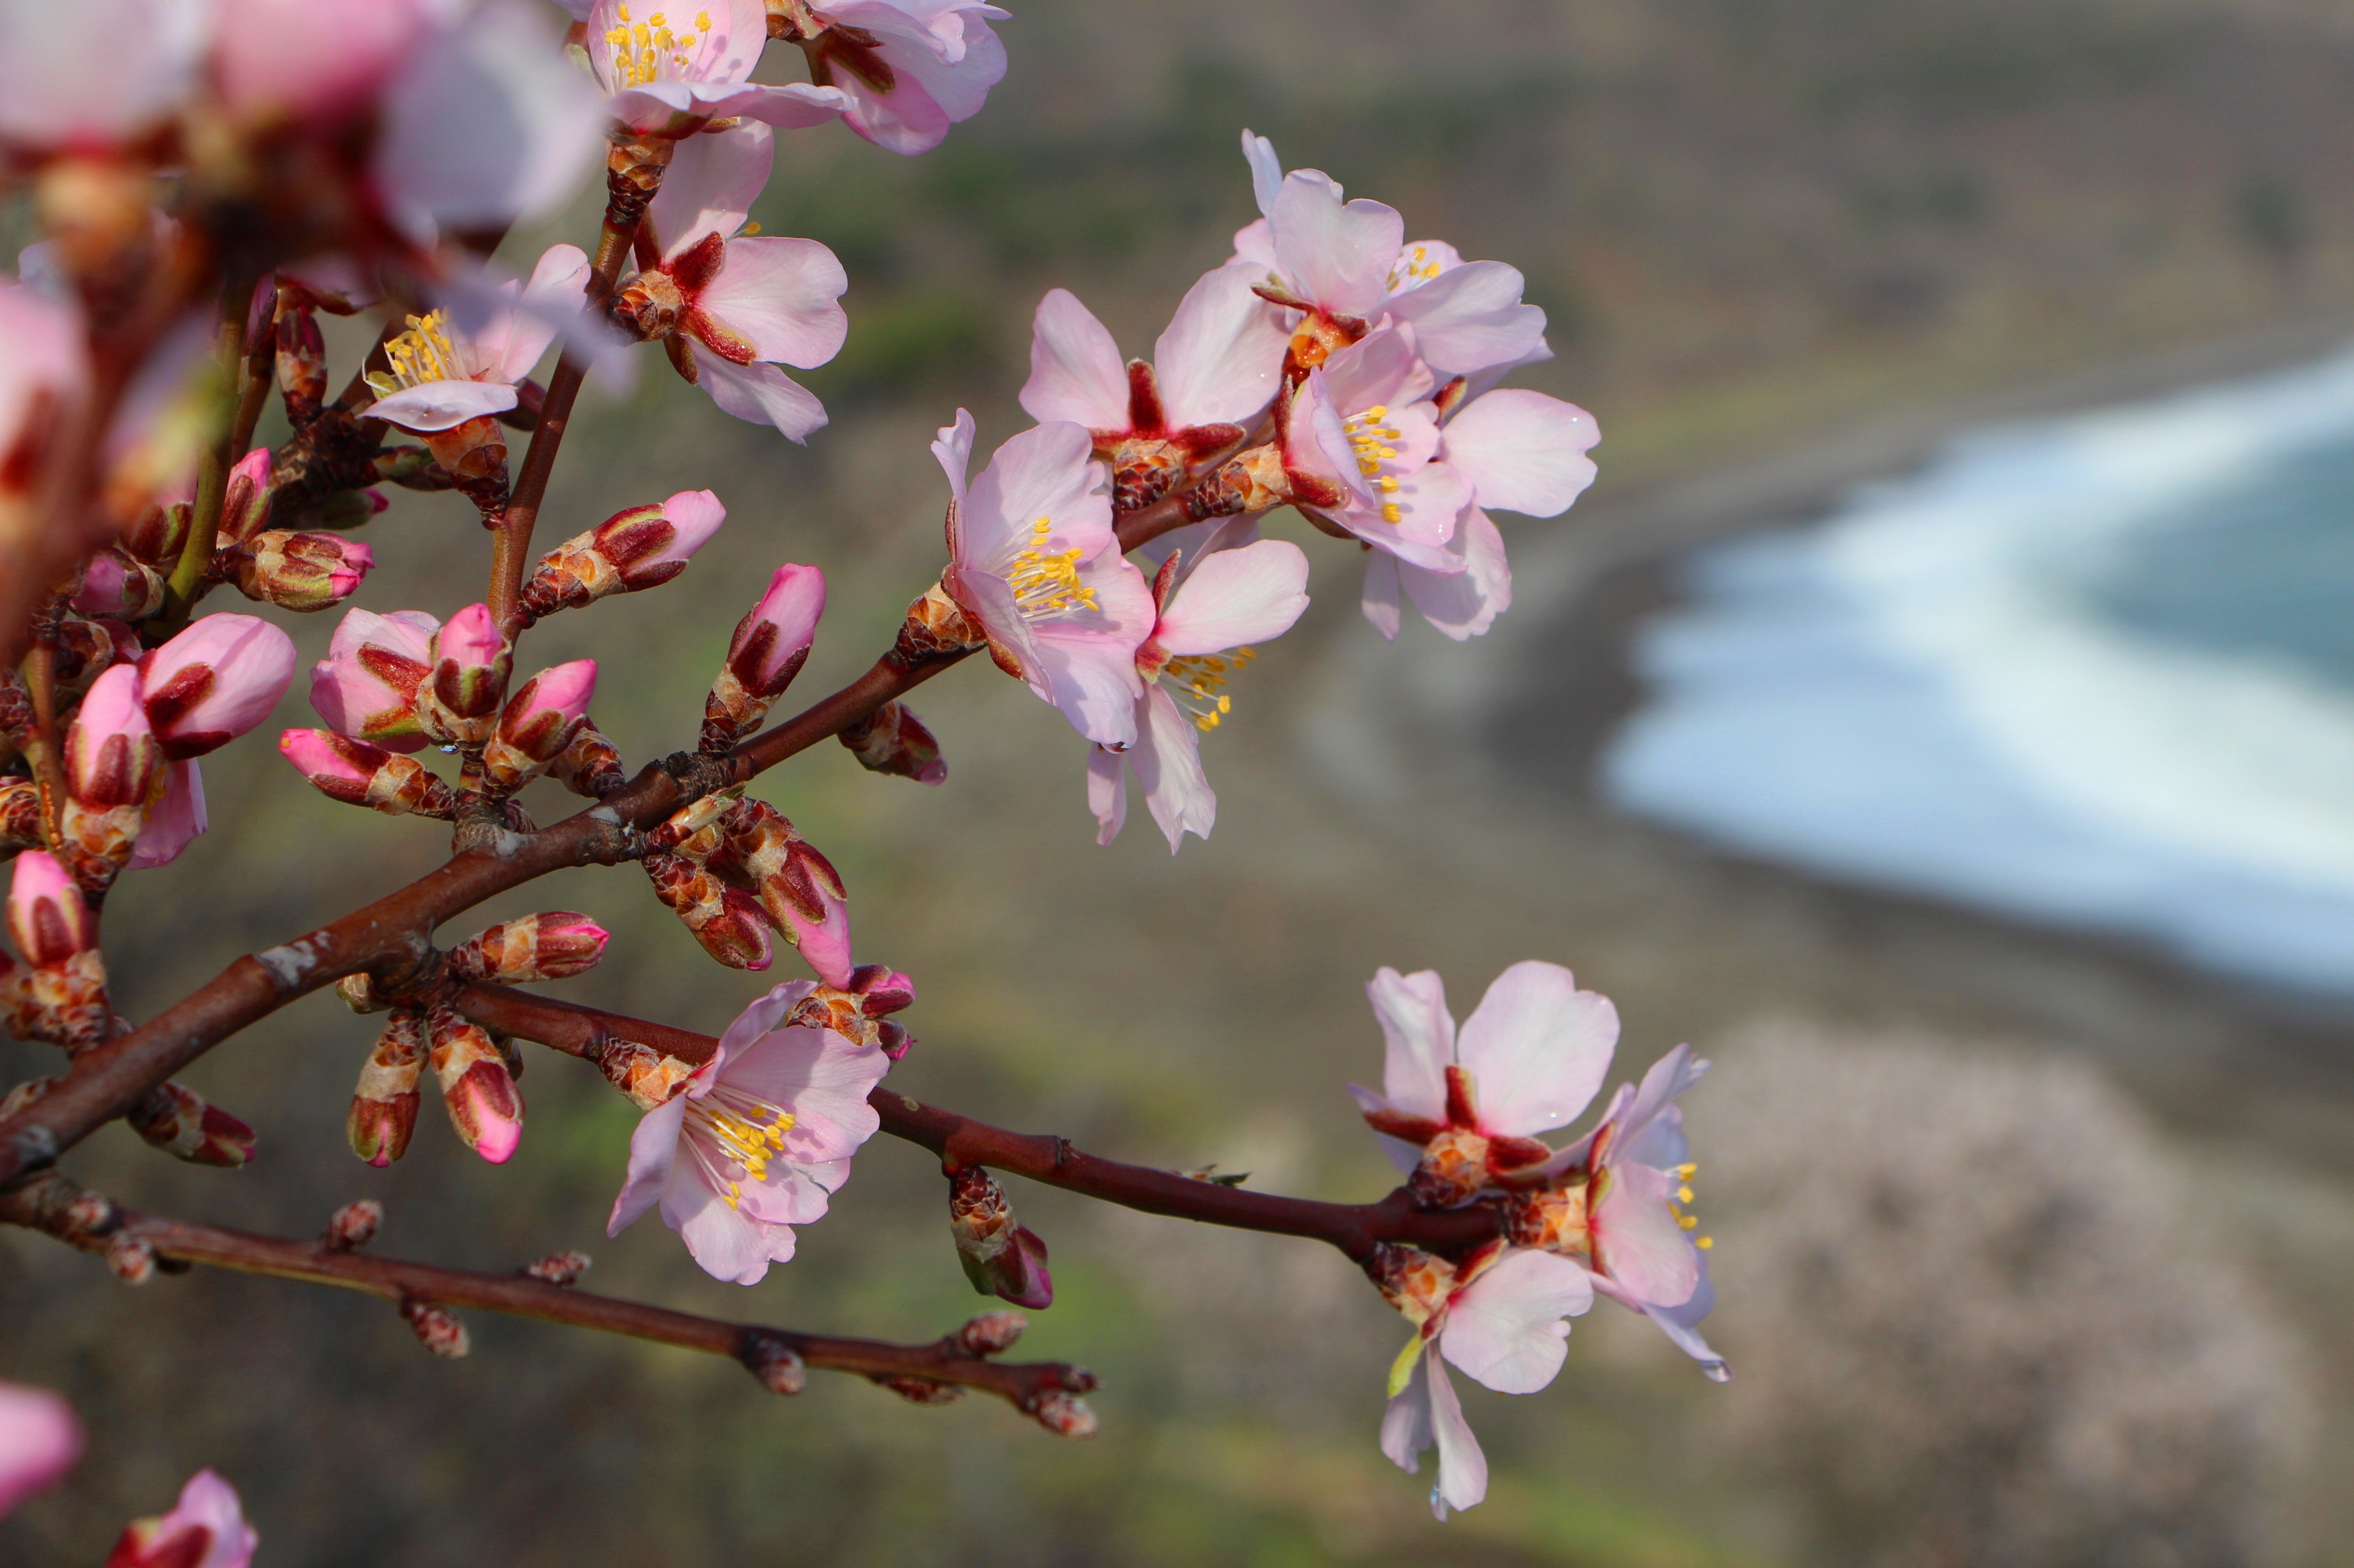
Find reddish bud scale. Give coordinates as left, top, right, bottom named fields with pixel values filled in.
left=420, top=415, right=510, bottom=522
left=282, top=730, right=462, bottom=820
left=742, top=1332, right=806, bottom=1396
left=644, top=851, right=772, bottom=970
left=325, top=1199, right=384, bottom=1251
left=120, top=501, right=191, bottom=569
left=428, top=1005, right=524, bottom=1163
left=276, top=302, right=328, bottom=428
left=517, top=509, right=696, bottom=623
left=1029, top=1390, right=1099, bottom=1439
left=223, top=530, right=372, bottom=612
left=720, top=798, right=854, bottom=986
left=949, top=1167, right=1053, bottom=1310
left=414, top=606, right=511, bottom=746
left=9, top=853, right=98, bottom=966
left=839, top=700, right=946, bottom=786
left=349, top=1008, right=426, bottom=1167
left=217, top=448, right=275, bottom=545
left=871, top=1375, right=963, bottom=1406
left=551, top=724, right=627, bottom=798
left=401, top=1297, right=471, bottom=1358
left=523, top=1251, right=590, bottom=1286
left=13, top=950, right=109, bottom=1051
left=127, top=1081, right=257, bottom=1167
left=478, top=663, right=596, bottom=793
left=0, top=779, right=39, bottom=847
left=957, top=1311, right=1028, bottom=1356
left=446, top=912, right=609, bottom=984
left=595, top=1037, right=697, bottom=1109
left=105, top=1234, right=158, bottom=1286
left=73, top=549, right=167, bottom=620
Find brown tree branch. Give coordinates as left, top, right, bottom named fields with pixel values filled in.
left=0, top=1170, right=1096, bottom=1424
left=454, top=983, right=1503, bottom=1263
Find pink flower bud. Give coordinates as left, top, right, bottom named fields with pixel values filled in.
left=310, top=607, right=439, bottom=752
left=645, top=852, right=772, bottom=970
left=429, top=1005, right=523, bottom=1163
left=446, top=911, right=609, bottom=984
left=279, top=728, right=460, bottom=819
left=0, top=1381, right=81, bottom=1517
left=8, top=852, right=96, bottom=966
left=126, top=1081, right=256, bottom=1168
left=519, top=491, right=729, bottom=623
left=217, top=446, right=275, bottom=544
left=64, top=665, right=162, bottom=811
left=225, top=531, right=373, bottom=611
left=72, top=549, right=166, bottom=620
left=700, top=564, right=826, bottom=750
left=950, top=1167, right=1053, bottom=1310
left=127, top=761, right=207, bottom=871
left=105, top=1470, right=257, bottom=1568
left=415, top=603, right=510, bottom=746
left=480, top=659, right=596, bottom=792
left=138, top=614, right=298, bottom=760
left=350, top=1009, right=425, bottom=1167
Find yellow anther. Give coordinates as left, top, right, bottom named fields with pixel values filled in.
left=697, top=8, right=712, bottom=24
left=1696, top=1236, right=1714, bottom=1250
left=1380, top=504, right=1402, bottom=523
left=1377, top=477, right=1400, bottom=492
left=1678, top=1214, right=1698, bottom=1230
left=1676, top=1185, right=1694, bottom=1204
left=1378, top=447, right=1397, bottom=460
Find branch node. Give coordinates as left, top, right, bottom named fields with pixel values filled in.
left=870, top=1374, right=963, bottom=1406
left=956, top=1311, right=1028, bottom=1357
left=520, top=1250, right=590, bottom=1287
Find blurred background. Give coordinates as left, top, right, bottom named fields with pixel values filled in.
left=7, top=0, right=2354, bottom=1560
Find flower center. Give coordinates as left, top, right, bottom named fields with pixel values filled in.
left=1668, top=1161, right=1711, bottom=1251
left=686, top=1087, right=795, bottom=1209
left=1342, top=405, right=1405, bottom=524
left=1007, top=516, right=1097, bottom=619
left=1157, top=647, right=1254, bottom=732
left=605, top=6, right=712, bottom=88
left=1388, top=244, right=1444, bottom=290
left=367, top=312, right=462, bottom=397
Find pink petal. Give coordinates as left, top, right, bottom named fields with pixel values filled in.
left=963, top=421, right=1113, bottom=576
left=0, top=1381, right=80, bottom=1518
left=1425, top=1353, right=1489, bottom=1518
left=669, top=1179, right=792, bottom=1285
left=722, top=1030, right=888, bottom=1165
left=695, top=237, right=847, bottom=368
left=1383, top=259, right=1547, bottom=377
left=1152, top=262, right=1291, bottom=430
left=1024, top=610, right=1152, bottom=747
left=128, top=760, right=207, bottom=871
left=1438, top=1249, right=1592, bottom=1394
left=1650, top=1266, right=1731, bottom=1381
left=1379, top=1350, right=1435, bottom=1476
left=165, top=1468, right=256, bottom=1568
left=214, top=0, right=433, bottom=124
left=364, top=378, right=520, bottom=433
left=479, top=243, right=590, bottom=385
left=652, top=121, right=773, bottom=257
left=1316, top=326, right=1434, bottom=420
left=1019, top=289, right=1129, bottom=430
left=1134, top=683, right=1214, bottom=852
left=1360, top=551, right=1403, bottom=641
left=1230, top=217, right=1281, bottom=275
left=712, top=978, right=823, bottom=1067
left=1442, top=390, right=1599, bottom=518
left=1154, top=539, right=1309, bottom=658
left=1240, top=129, right=1283, bottom=218
left=692, top=347, right=828, bottom=441
left=1605, top=1044, right=1710, bottom=1170
left=606, top=1094, right=688, bottom=1237
left=0, top=0, right=202, bottom=150
left=1267, top=171, right=1403, bottom=320
left=1398, top=505, right=1511, bottom=642
left=931, top=408, right=976, bottom=518
left=1593, top=1161, right=1700, bottom=1310
left=1087, top=742, right=1128, bottom=847
left=1454, top=960, right=1617, bottom=1138
left=727, top=80, right=853, bottom=130
left=1366, top=967, right=1453, bottom=1121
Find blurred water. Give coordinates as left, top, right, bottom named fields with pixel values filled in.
left=1607, top=344, right=2354, bottom=995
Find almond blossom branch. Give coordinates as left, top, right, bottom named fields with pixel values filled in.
left=0, top=1169, right=1097, bottom=1423
left=451, top=983, right=1505, bottom=1262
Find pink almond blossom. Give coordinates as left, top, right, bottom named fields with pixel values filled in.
left=104, top=1468, right=257, bottom=1568
left=608, top=977, right=894, bottom=1284
left=362, top=245, right=589, bottom=432
left=1379, top=1244, right=1594, bottom=1519
left=0, top=0, right=206, bottom=154
left=586, top=0, right=847, bottom=138
left=1088, top=530, right=1307, bottom=852
left=137, top=614, right=298, bottom=761
left=1282, top=328, right=1474, bottom=582
left=1563, top=1045, right=1716, bottom=1332
left=932, top=410, right=1154, bottom=747
left=1019, top=267, right=1287, bottom=509
left=0, top=1380, right=79, bottom=1519
left=210, top=0, right=438, bottom=127
left=630, top=122, right=847, bottom=441
left=784, top=0, right=1009, bottom=156
left=310, top=607, right=440, bottom=752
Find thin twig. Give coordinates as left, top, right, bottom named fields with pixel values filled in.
left=158, top=296, right=250, bottom=626
left=16, top=641, right=66, bottom=846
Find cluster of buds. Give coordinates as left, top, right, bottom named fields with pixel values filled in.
left=411, top=605, right=512, bottom=749
left=782, top=963, right=917, bottom=1059
left=516, top=491, right=727, bottom=626
left=55, top=667, right=164, bottom=894
left=701, top=564, right=825, bottom=751
left=947, top=1167, right=1052, bottom=1310
left=642, top=791, right=854, bottom=983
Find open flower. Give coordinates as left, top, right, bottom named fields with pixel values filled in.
left=587, top=0, right=847, bottom=138
left=607, top=977, right=894, bottom=1284
left=778, top=0, right=1009, bottom=156
left=0, top=1381, right=79, bottom=1519
left=363, top=244, right=588, bottom=432
left=622, top=121, right=847, bottom=440
left=1280, top=328, right=1474, bottom=590
left=1350, top=961, right=1620, bottom=1206
left=1019, top=268, right=1287, bottom=511
left=932, top=410, right=1153, bottom=746
left=104, top=1468, right=256, bottom=1568
left=0, top=0, right=205, bottom=154
left=1088, top=531, right=1307, bottom=851
left=1375, top=1243, right=1594, bottom=1519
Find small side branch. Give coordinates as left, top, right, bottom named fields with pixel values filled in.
left=455, top=983, right=1503, bottom=1262
left=0, top=1171, right=1096, bottom=1425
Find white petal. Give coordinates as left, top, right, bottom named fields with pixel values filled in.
left=363, top=378, right=519, bottom=433
left=1442, top=390, right=1599, bottom=518
left=1426, top=1355, right=1489, bottom=1517
left=1134, top=683, right=1214, bottom=852
left=1155, top=539, right=1310, bottom=658
left=1455, top=960, right=1617, bottom=1138
left=1152, top=263, right=1289, bottom=429
left=1384, top=259, right=1547, bottom=376
left=1087, top=744, right=1129, bottom=846
left=931, top=407, right=977, bottom=517
left=1361, top=551, right=1403, bottom=641
left=693, top=349, right=829, bottom=441
left=1604, top=1044, right=1711, bottom=1168
left=671, top=1182, right=791, bottom=1285
left=1399, top=504, right=1511, bottom=641
left=964, top=421, right=1109, bottom=574
left=1439, top=1249, right=1593, bottom=1394
left=696, top=237, right=848, bottom=367
left=652, top=120, right=772, bottom=255
left=1019, top=288, right=1129, bottom=429
left=1593, top=1161, right=1700, bottom=1310
left=1269, top=172, right=1403, bottom=320
left=1240, top=128, right=1284, bottom=218
left=1380, top=1349, right=1435, bottom=1474
left=480, top=242, right=589, bottom=385
left=1366, top=967, right=1453, bottom=1120
left=606, top=1094, right=689, bottom=1237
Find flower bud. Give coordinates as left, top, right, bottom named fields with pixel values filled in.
left=0, top=778, right=40, bottom=847
left=126, top=1081, right=257, bottom=1167
left=428, top=1004, right=523, bottom=1163
left=644, top=851, right=772, bottom=970
left=337, top=971, right=384, bottom=1013
left=73, top=549, right=167, bottom=620
left=479, top=659, right=596, bottom=792
left=138, top=614, right=298, bottom=760
left=518, top=489, right=727, bottom=622
left=279, top=729, right=461, bottom=819
left=223, top=530, right=374, bottom=611
left=325, top=1199, right=383, bottom=1251
left=1030, top=1390, right=1098, bottom=1439
left=277, top=302, right=328, bottom=426
left=105, top=1234, right=158, bottom=1285
left=949, top=1167, right=1053, bottom=1310
left=551, top=722, right=627, bottom=798
left=446, top=911, right=609, bottom=984
left=957, top=1311, right=1028, bottom=1356
left=701, top=563, right=825, bottom=751
left=64, top=666, right=162, bottom=807
left=120, top=500, right=191, bottom=569
left=781, top=964, right=917, bottom=1056
left=721, top=798, right=852, bottom=987
left=742, top=1333, right=806, bottom=1395
left=349, top=1008, right=425, bottom=1167
left=216, top=446, right=275, bottom=545
left=594, top=1036, right=697, bottom=1109
left=522, top=1250, right=590, bottom=1286
left=839, top=700, right=946, bottom=786
left=9, top=851, right=96, bottom=966
left=401, top=1296, right=470, bottom=1358
left=414, top=603, right=510, bottom=746
left=105, top=1470, right=257, bottom=1568
left=125, top=761, right=205, bottom=871
left=310, top=607, right=439, bottom=752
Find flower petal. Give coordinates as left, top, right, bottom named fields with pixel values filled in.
left=1442, top=390, right=1599, bottom=518
left=363, top=378, right=519, bottom=433
left=1454, top=960, right=1617, bottom=1138
left=1426, top=1353, right=1489, bottom=1518
left=1269, top=172, right=1402, bottom=320
left=479, top=243, right=590, bottom=384
left=606, top=1094, right=688, bottom=1237
left=1439, top=1249, right=1592, bottom=1394
left=695, top=236, right=847, bottom=368
left=1379, top=1347, right=1434, bottom=1475
left=1154, top=538, right=1310, bottom=658
left=670, top=1179, right=792, bottom=1285
left=1605, top=1044, right=1710, bottom=1169
left=1384, top=259, right=1547, bottom=376
left=1152, top=263, right=1289, bottom=430
left=1593, top=1160, right=1700, bottom=1310
left=1087, top=742, right=1129, bottom=847
left=1366, top=967, right=1453, bottom=1121
left=1019, top=288, right=1129, bottom=430
left=1398, top=505, right=1511, bottom=642
left=652, top=120, right=772, bottom=256
left=1361, top=550, right=1402, bottom=641
left=692, top=347, right=829, bottom=441
left=1133, top=683, right=1214, bottom=852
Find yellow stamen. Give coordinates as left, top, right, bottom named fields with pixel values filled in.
left=365, top=311, right=463, bottom=398
left=1006, top=515, right=1097, bottom=618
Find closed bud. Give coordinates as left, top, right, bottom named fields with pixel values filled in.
left=348, top=1008, right=426, bottom=1167
left=310, top=607, right=438, bottom=752
left=446, top=911, right=609, bottom=984
left=59, top=667, right=163, bottom=889
left=414, top=603, right=510, bottom=746
left=224, top=530, right=375, bottom=611
left=721, top=798, right=853, bottom=987
left=701, top=563, right=826, bottom=751
left=522, top=1250, right=590, bottom=1286
left=9, top=851, right=97, bottom=965
left=73, top=549, right=167, bottom=620
left=419, top=415, right=510, bottom=519
left=276, top=301, right=328, bottom=426
left=217, top=447, right=275, bottom=545
left=782, top=964, right=917, bottom=1056
left=120, top=500, right=191, bottom=569
left=518, top=489, right=727, bottom=623
left=742, top=1332, right=806, bottom=1395
left=839, top=700, right=946, bottom=786
left=595, top=1036, right=697, bottom=1109
left=949, top=1167, right=1053, bottom=1310
left=279, top=729, right=461, bottom=819
left=126, top=1081, right=256, bottom=1167
left=1030, top=1390, right=1098, bottom=1439
left=105, top=1234, right=157, bottom=1285
left=645, top=851, right=772, bottom=970
left=337, top=971, right=385, bottom=1013
left=325, top=1199, right=383, bottom=1251
left=401, top=1296, right=470, bottom=1358
left=428, top=1004, right=523, bottom=1163
left=479, top=659, right=596, bottom=792
left=957, top=1311, right=1028, bottom=1356
left=139, top=614, right=299, bottom=760
left=551, top=722, right=627, bottom=798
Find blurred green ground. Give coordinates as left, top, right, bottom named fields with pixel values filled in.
left=9, top=0, right=2354, bottom=1560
